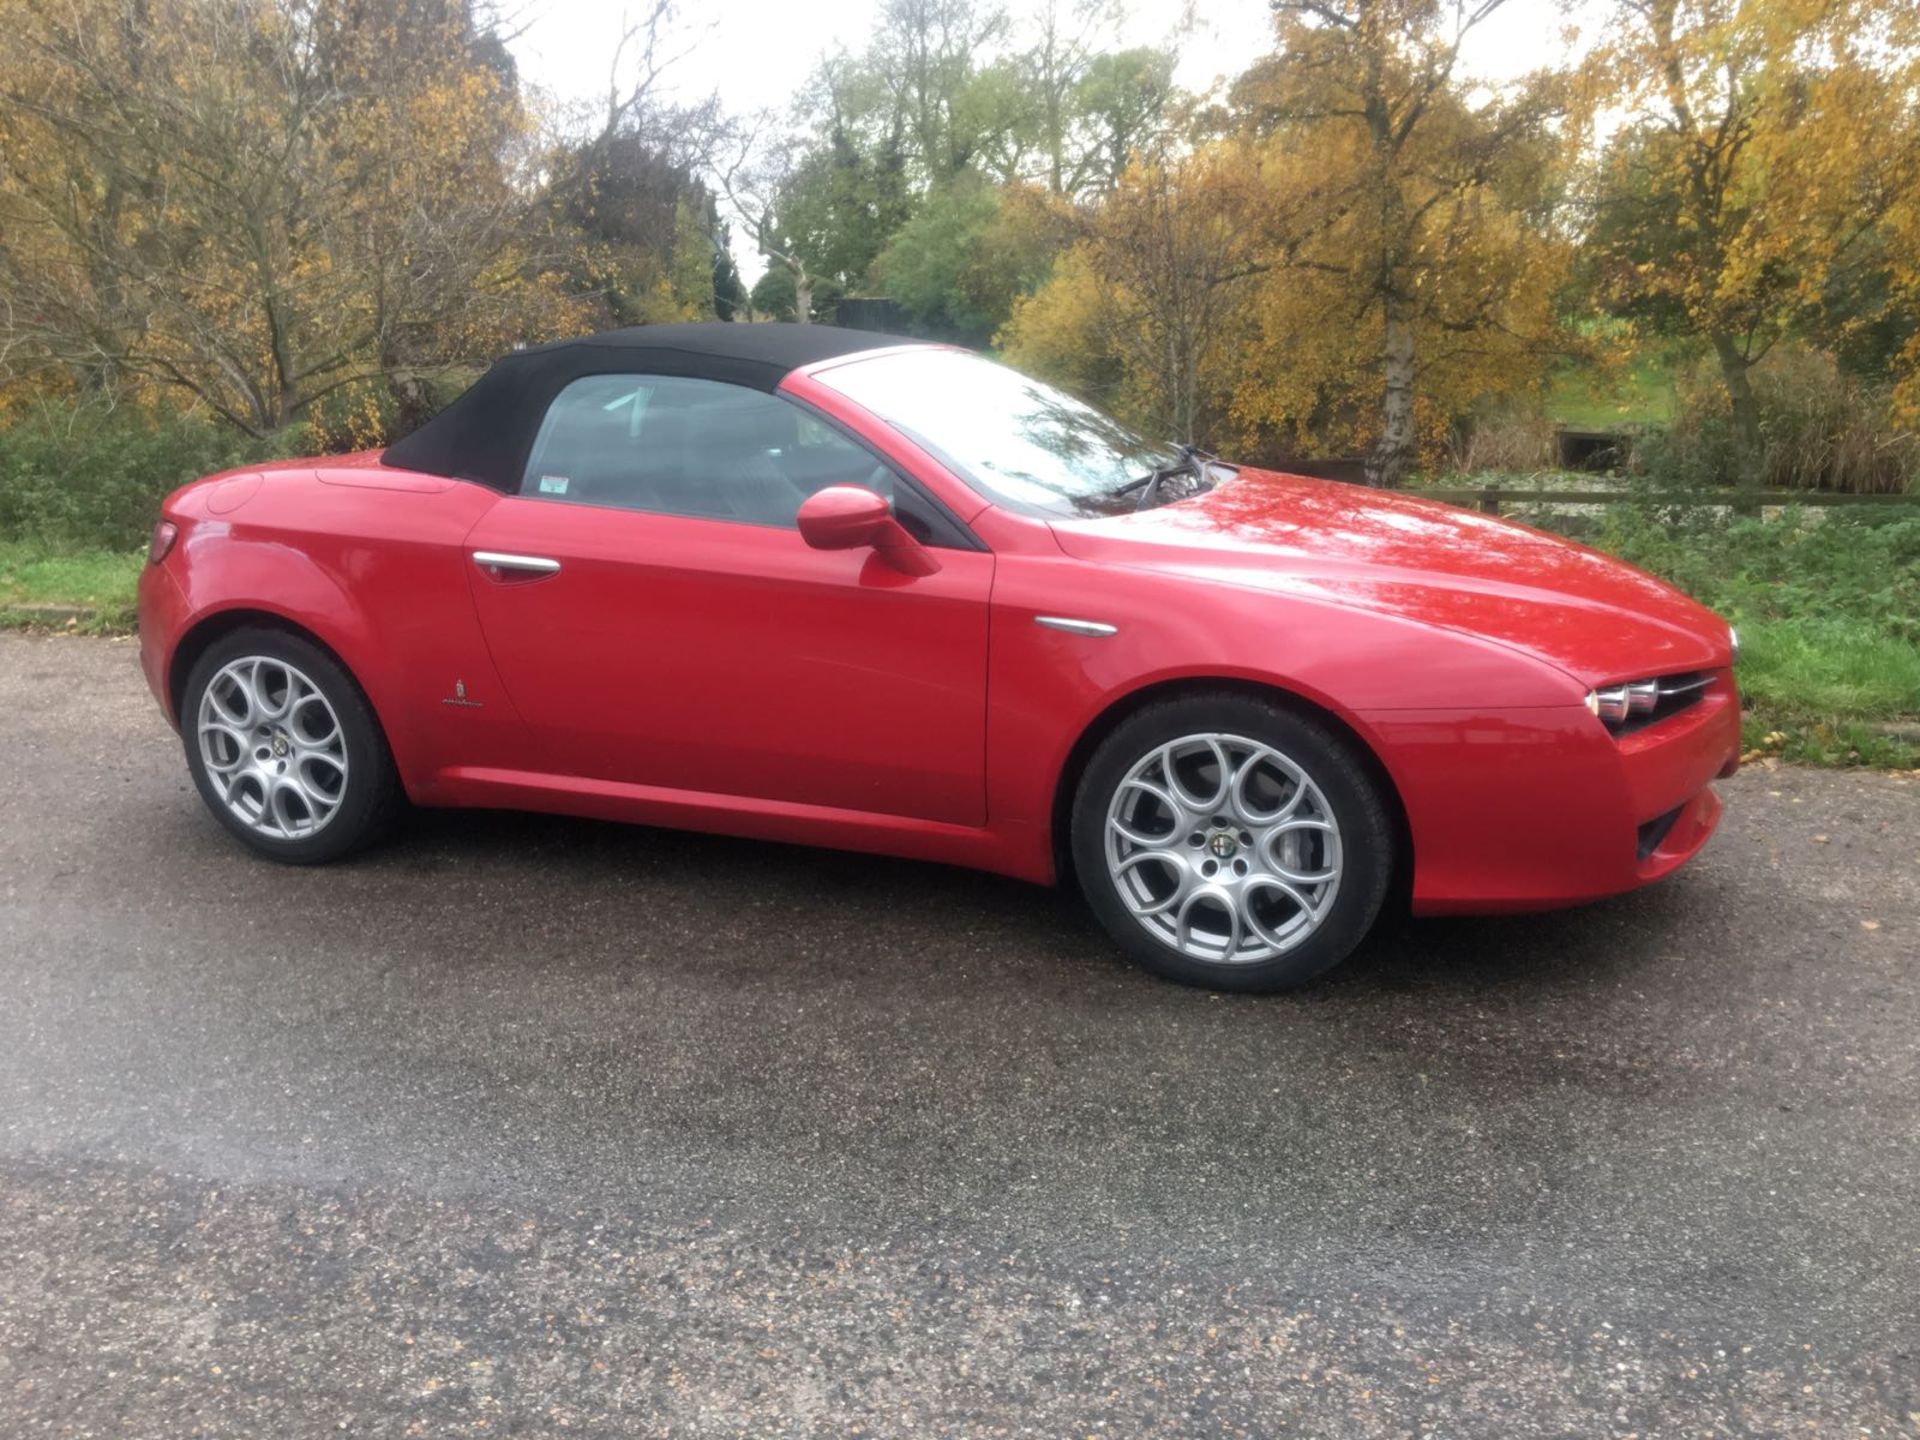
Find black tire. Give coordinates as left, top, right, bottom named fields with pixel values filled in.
left=1070, top=692, right=1394, bottom=992
left=180, top=627, right=401, bottom=864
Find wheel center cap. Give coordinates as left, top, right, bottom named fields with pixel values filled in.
left=270, top=734, right=290, bottom=758
left=1208, top=832, right=1238, bottom=860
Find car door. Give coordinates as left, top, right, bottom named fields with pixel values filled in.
left=461, top=372, right=993, bottom=826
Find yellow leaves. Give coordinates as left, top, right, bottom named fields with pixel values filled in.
left=1588, top=0, right=1920, bottom=398
left=1006, top=18, right=1573, bottom=462
left=1000, top=246, right=1128, bottom=401
left=0, top=0, right=566, bottom=434
left=1005, top=108, right=1565, bottom=461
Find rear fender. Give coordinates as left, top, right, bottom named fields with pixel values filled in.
left=164, top=512, right=528, bottom=797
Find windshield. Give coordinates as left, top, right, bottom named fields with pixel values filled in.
left=813, top=348, right=1184, bottom=518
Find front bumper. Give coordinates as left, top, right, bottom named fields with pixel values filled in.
left=1362, top=668, right=1742, bottom=916
left=137, top=559, right=189, bottom=727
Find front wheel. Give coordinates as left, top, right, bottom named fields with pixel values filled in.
left=1071, top=693, right=1395, bottom=992
left=181, top=628, right=400, bottom=864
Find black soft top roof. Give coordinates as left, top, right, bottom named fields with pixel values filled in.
left=381, top=322, right=914, bottom=492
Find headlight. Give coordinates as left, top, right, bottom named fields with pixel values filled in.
left=1590, top=684, right=1631, bottom=724
left=1585, top=671, right=1713, bottom=735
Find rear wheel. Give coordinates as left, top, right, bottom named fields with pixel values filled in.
left=1071, top=693, right=1394, bottom=991
left=181, top=628, right=399, bottom=863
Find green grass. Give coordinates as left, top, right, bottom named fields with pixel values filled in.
left=0, top=542, right=143, bottom=633
left=1728, top=619, right=1920, bottom=768
left=1546, top=352, right=1679, bottom=430
left=1738, top=619, right=1920, bottom=719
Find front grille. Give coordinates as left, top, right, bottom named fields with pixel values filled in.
left=1595, top=671, right=1713, bottom=737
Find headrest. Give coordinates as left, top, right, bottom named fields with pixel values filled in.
left=714, top=397, right=796, bottom=454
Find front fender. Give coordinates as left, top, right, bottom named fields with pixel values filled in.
left=982, top=551, right=1587, bottom=879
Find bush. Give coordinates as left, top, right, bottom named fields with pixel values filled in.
left=1635, top=347, right=1917, bottom=493
left=1446, top=410, right=1557, bottom=473
left=0, top=401, right=309, bottom=550
left=1585, top=502, right=1920, bottom=645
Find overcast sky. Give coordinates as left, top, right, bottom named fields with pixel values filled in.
left=507, top=0, right=1595, bottom=281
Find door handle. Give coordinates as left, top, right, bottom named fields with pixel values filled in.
left=473, top=550, right=561, bottom=578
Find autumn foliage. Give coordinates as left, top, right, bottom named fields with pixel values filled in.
left=0, top=0, right=723, bottom=445
left=1, top=0, right=1918, bottom=491
left=1009, top=0, right=1920, bottom=488
left=1580, top=0, right=1920, bottom=490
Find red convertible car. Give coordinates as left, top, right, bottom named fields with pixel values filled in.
left=138, top=324, right=1741, bottom=990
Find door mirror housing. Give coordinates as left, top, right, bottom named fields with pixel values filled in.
left=797, top=485, right=940, bottom=576
left=797, top=485, right=891, bottom=549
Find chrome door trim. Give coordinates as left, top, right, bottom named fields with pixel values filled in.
left=473, top=551, right=562, bottom=576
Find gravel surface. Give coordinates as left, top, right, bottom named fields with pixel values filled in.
left=2, top=632, right=1916, bottom=1436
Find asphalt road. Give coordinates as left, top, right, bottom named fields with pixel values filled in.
left=1, top=632, right=1916, bottom=1437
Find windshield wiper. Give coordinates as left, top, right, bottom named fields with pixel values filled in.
left=1112, top=445, right=1217, bottom=511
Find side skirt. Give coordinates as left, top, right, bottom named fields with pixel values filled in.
left=427, top=766, right=1056, bottom=885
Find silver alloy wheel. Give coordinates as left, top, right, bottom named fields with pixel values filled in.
left=1104, top=731, right=1343, bottom=964
left=196, top=656, right=349, bottom=839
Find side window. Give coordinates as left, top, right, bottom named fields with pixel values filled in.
left=520, top=374, right=898, bottom=530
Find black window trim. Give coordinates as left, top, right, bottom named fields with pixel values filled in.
left=777, top=392, right=987, bottom=553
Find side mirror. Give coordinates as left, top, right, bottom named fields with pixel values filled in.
left=796, top=485, right=940, bottom=576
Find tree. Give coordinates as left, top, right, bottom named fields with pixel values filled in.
left=764, top=125, right=915, bottom=294
left=792, top=0, right=1061, bottom=196
left=547, top=129, right=726, bottom=327
left=717, top=0, right=1023, bottom=328
left=710, top=224, right=750, bottom=321
left=713, top=121, right=829, bottom=321
left=1020, top=0, right=1123, bottom=194
left=870, top=176, right=1061, bottom=343
left=869, top=0, right=1014, bottom=184
left=1075, top=47, right=1177, bottom=194
left=725, top=0, right=1170, bottom=334
left=1004, top=152, right=1261, bottom=442
left=538, top=0, right=734, bottom=330
left=1235, top=0, right=1570, bottom=487
left=815, top=0, right=1174, bottom=198
left=1582, top=0, right=1920, bottom=492
left=0, top=0, right=585, bottom=435
left=1005, top=8, right=1569, bottom=473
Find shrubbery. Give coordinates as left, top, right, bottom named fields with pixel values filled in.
left=0, top=402, right=309, bottom=551
left=1445, top=411, right=1558, bottom=474
left=1586, top=503, right=1920, bottom=644
left=1633, top=349, right=1917, bottom=494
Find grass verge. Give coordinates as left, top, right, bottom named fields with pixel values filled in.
left=0, top=542, right=143, bottom=634
left=1546, top=350, right=1679, bottom=430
